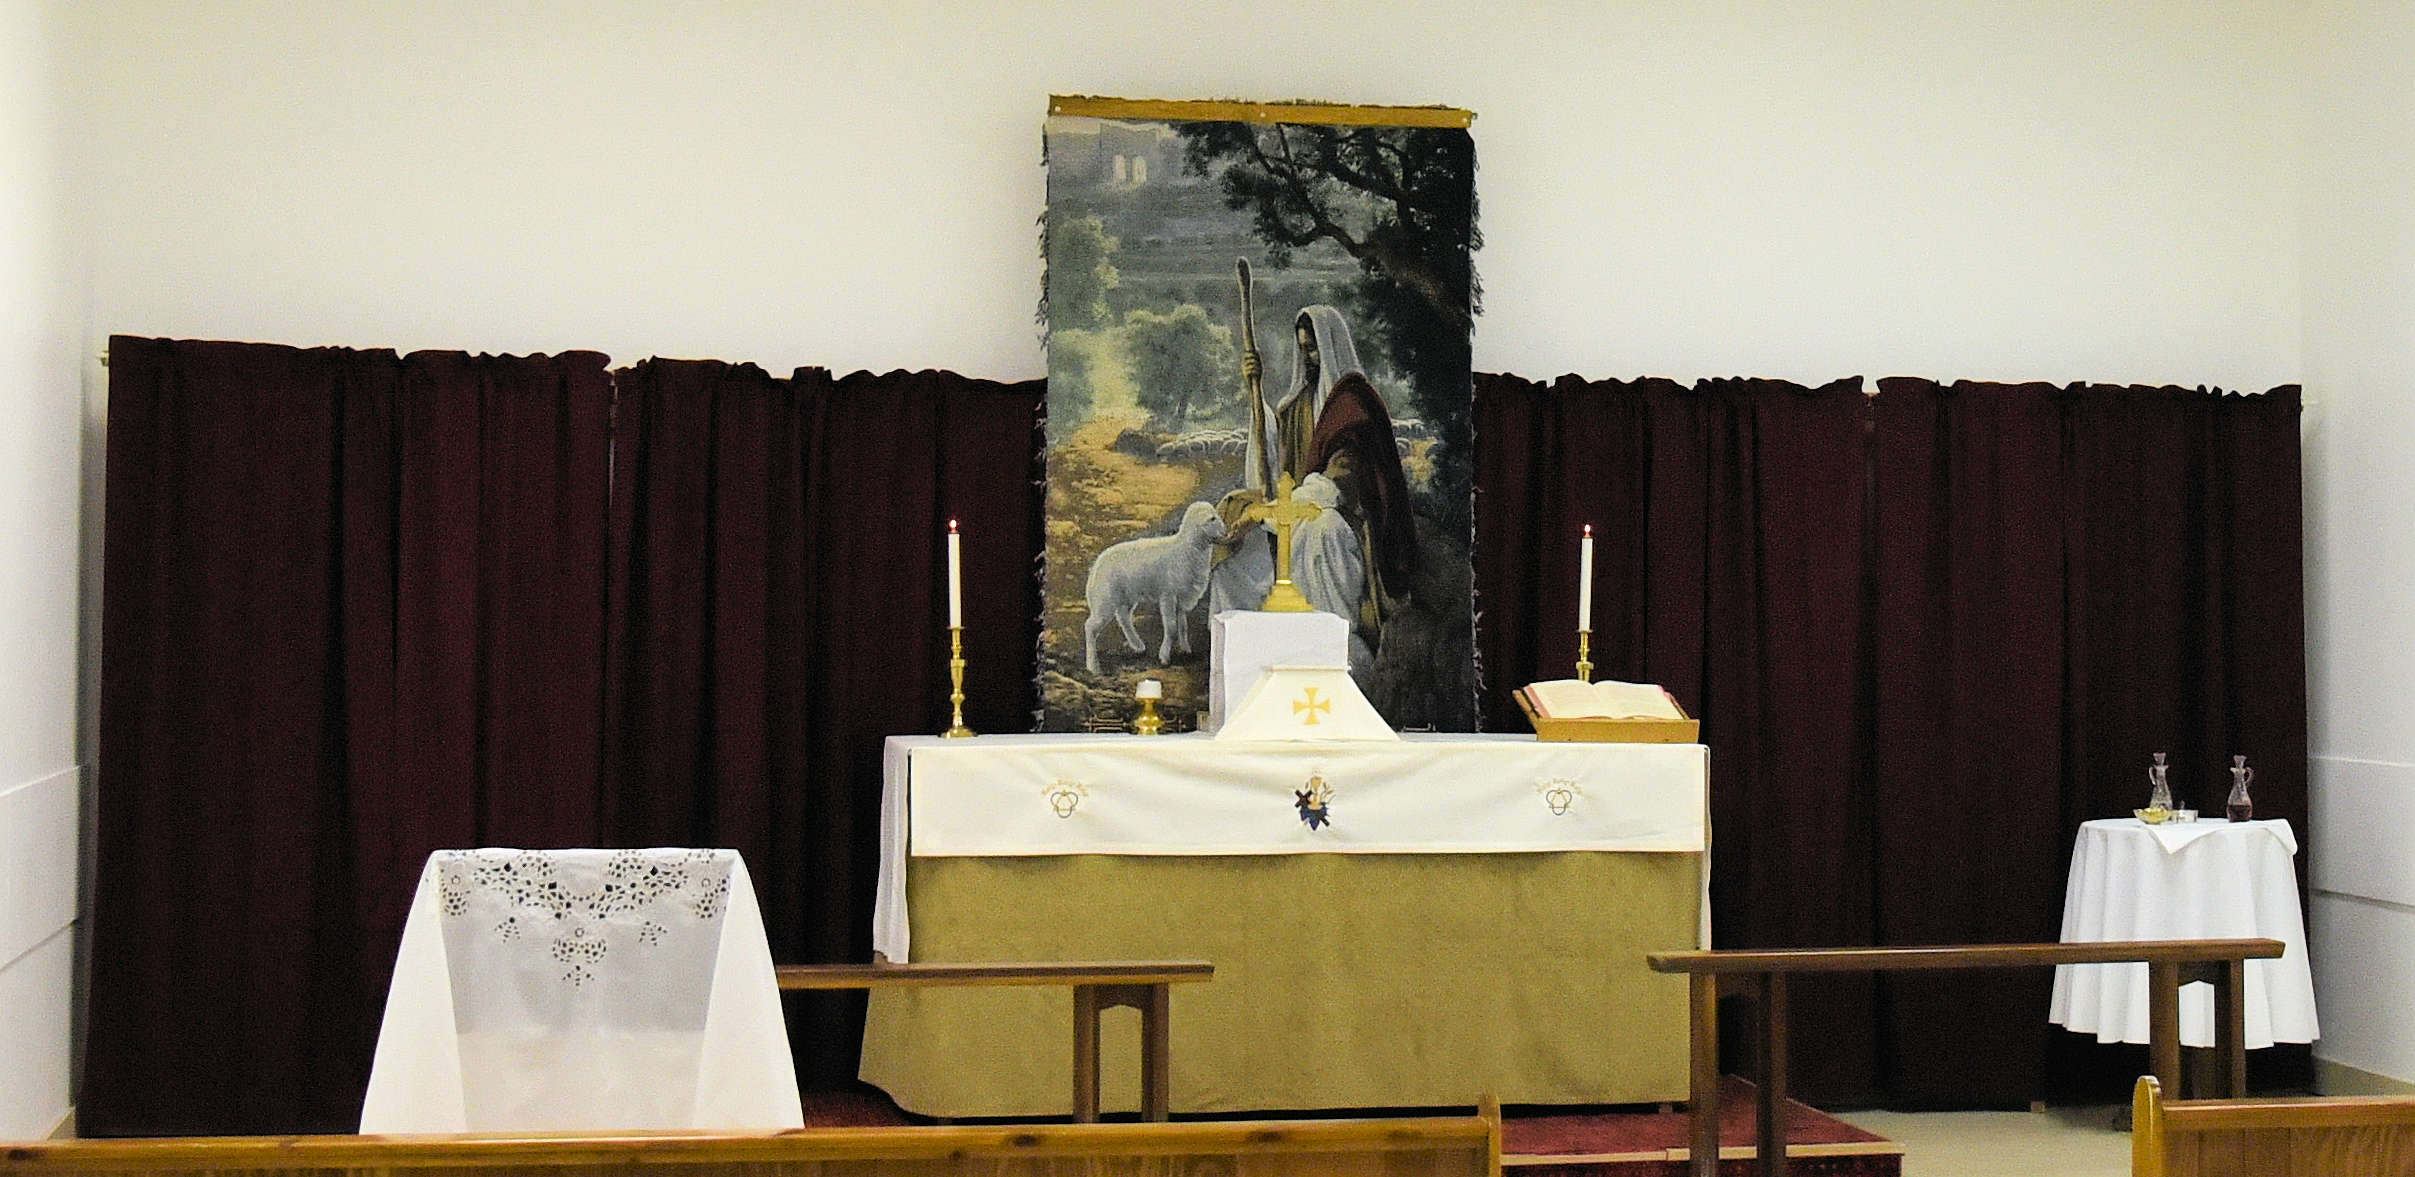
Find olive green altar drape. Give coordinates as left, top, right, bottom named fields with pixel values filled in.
left=861, top=853, right=1700, bottom=1115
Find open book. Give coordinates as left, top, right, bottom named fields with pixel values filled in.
left=1520, top=679, right=1686, bottom=721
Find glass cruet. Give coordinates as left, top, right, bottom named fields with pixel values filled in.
left=2146, top=752, right=2174, bottom=814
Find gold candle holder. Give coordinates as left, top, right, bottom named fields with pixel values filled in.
left=1575, top=629, right=1593, bottom=683
left=943, top=625, right=975, bottom=738
left=1134, top=696, right=1163, bottom=735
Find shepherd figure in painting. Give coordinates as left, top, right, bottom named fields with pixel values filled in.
left=1218, top=303, right=1419, bottom=655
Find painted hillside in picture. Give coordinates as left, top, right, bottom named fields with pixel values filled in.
left=1037, top=99, right=1479, bottom=733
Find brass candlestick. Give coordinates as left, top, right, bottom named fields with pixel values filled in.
left=1134, top=696, right=1163, bottom=735
left=943, top=625, right=975, bottom=738
left=1576, top=629, right=1593, bottom=683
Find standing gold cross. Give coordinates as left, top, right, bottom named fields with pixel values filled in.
left=1241, top=474, right=1324, bottom=613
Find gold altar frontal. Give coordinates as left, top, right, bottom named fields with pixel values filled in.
left=860, top=850, right=1699, bottom=1117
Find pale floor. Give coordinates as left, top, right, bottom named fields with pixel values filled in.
left=1835, top=1106, right=2130, bottom=1177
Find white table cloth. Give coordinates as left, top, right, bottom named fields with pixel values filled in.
left=875, top=732, right=1709, bottom=960
left=360, top=848, right=802, bottom=1133
left=2050, top=818, right=2318, bottom=1049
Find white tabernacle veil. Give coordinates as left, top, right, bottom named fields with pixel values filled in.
left=1288, top=473, right=1373, bottom=675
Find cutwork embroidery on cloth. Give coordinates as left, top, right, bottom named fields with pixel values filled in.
left=436, top=849, right=729, bottom=987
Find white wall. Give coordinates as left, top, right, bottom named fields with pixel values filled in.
left=41, top=0, right=2364, bottom=1113
left=54, top=0, right=2300, bottom=390
left=1, top=0, right=84, bottom=1142
left=2303, top=0, right=2415, bottom=1087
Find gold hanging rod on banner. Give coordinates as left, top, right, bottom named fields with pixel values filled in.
left=1049, top=95, right=1473, bottom=128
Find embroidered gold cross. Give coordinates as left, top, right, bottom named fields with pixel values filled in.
left=1293, top=687, right=1332, bottom=725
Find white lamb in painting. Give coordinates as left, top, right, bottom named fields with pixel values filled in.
left=1084, top=501, right=1226, bottom=674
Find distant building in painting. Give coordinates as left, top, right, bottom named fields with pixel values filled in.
left=1049, top=119, right=1180, bottom=190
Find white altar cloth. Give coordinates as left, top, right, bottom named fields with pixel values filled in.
left=2049, top=818, right=2318, bottom=1050
left=360, top=848, right=802, bottom=1133
left=875, top=733, right=1708, bottom=960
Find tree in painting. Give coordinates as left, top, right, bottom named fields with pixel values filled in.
left=1176, top=119, right=1477, bottom=543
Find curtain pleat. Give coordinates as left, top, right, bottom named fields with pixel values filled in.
left=603, top=359, right=805, bottom=858
left=785, top=368, right=1046, bottom=1085
left=1868, top=378, right=2070, bottom=1106
left=89, top=340, right=613, bottom=1135
left=90, top=338, right=399, bottom=1134
left=392, top=350, right=613, bottom=851
left=2043, top=382, right=2312, bottom=1099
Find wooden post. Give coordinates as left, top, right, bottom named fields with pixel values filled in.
left=1138, top=983, right=1172, bottom=1122
left=2217, top=958, right=2247, bottom=1098
left=1689, top=973, right=1720, bottom=1177
left=1072, top=983, right=1103, bottom=1123
left=1755, top=972, right=1789, bottom=1177
left=2149, top=960, right=2183, bottom=1098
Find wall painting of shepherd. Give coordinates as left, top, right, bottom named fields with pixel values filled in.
left=1037, top=96, right=1479, bottom=733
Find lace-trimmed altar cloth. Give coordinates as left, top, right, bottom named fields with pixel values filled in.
left=360, top=848, right=802, bottom=1133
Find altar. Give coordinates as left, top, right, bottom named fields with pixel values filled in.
left=858, top=732, right=1709, bottom=1117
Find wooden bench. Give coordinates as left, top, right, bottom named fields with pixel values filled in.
left=1646, top=938, right=2286, bottom=1177
left=0, top=1107, right=1500, bottom=1177
left=2132, top=1074, right=2415, bottom=1176
left=776, top=960, right=1212, bottom=1122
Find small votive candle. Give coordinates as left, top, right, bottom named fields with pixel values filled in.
left=1135, top=679, right=1163, bottom=700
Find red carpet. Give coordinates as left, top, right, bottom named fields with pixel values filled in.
left=799, top=1089, right=915, bottom=1127
left=1503, top=1077, right=1900, bottom=1177
left=800, top=1080, right=1902, bottom=1177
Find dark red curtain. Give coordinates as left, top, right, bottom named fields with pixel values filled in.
left=90, top=339, right=397, bottom=1135
left=88, top=339, right=612, bottom=1135
left=1868, top=379, right=2073, bottom=1106
left=2042, top=381, right=2311, bottom=1099
left=1479, top=373, right=1882, bottom=1100
left=91, top=346, right=2300, bottom=1132
left=1479, top=372, right=2306, bottom=1107
left=602, top=361, right=1043, bottom=1087
left=790, top=366, right=1045, bottom=1085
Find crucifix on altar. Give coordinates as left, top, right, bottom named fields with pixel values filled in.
left=1241, top=473, right=1324, bottom=613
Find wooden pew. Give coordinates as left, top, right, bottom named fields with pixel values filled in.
left=776, top=960, right=1213, bottom=1122
left=2132, top=1075, right=2415, bottom=1176
left=0, top=1109, right=1499, bottom=1177
left=1646, top=938, right=2285, bottom=1177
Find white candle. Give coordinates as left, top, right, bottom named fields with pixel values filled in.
left=946, top=520, right=963, bottom=628
left=1136, top=679, right=1163, bottom=700
left=1577, top=524, right=1594, bottom=633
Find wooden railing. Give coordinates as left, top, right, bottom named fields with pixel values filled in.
left=776, top=960, right=1213, bottom=1122
left=1646, top=938, right=2286, bottom=1177
left=0, top=1108, right=1500, bottom=1177
left=2132, top=1074, right=2415, bottom=1176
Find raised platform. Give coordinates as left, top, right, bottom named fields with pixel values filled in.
left=807, top=1078, right=1903, bottom=1177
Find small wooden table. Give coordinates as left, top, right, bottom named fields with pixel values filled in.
left=777, top=961, right=1213, bottom=1122
left=1647, top=938, right=2284, bottom=1177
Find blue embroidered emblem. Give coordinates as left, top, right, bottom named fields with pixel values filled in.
left=1295, top=773, right=1333, bottom=830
